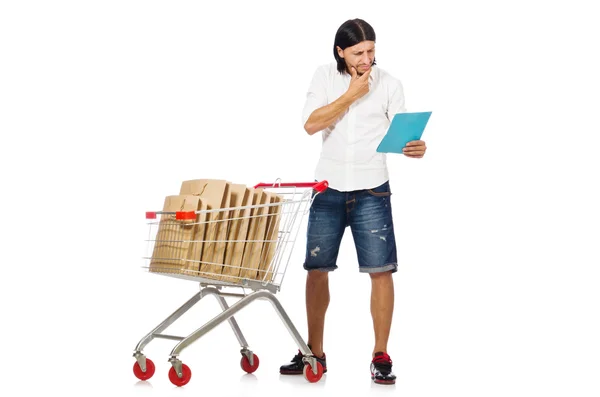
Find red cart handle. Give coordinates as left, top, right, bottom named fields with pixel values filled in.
left=253, top=180, right=328, bottom=193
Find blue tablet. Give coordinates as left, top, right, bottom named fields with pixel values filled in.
left=376, top=111, right=432, bottom=154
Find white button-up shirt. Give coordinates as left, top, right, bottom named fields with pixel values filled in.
left=302, top=62, right=407, bottom=192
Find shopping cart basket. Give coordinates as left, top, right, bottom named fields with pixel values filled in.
left=132, top=179, right=329, bottom=386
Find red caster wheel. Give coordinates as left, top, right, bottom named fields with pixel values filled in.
left=168, top=363, right=192, bottom=387
left=133, top=358, right=155, bottom=381
left=303, top=361, right=324, bottom=383
left=240, top=353, right=260, bottom=374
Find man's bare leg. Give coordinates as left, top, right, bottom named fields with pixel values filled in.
left=370, top=271, right=394, bottom=356
left=306, top=270, right=329, bottom=357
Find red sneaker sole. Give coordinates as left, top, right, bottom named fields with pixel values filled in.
left=280, top=368, right=327, bottom=375
left=280, top=370, right=303, bottom=375
left=371, top=375, right=396, bottom=385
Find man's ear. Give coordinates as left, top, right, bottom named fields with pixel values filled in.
left=336, top=46, right=344, bottom=58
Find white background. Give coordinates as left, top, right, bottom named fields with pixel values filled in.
left=1, top=0, right=599, bottom=396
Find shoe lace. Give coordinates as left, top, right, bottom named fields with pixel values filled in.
left=291, top=350, right=303, bottom=363
left=372, top=355, right=393, bottom=374
left=292, top=349, right=324, bottom=364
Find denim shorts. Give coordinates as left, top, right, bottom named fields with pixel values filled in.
left=303, top=180, right=398, bottom=273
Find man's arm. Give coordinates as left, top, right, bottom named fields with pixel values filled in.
left=303, top=66, right=371, bottom=135
left=386, top=77, right=407, bottom=119
left=387, top=75, right=427, bottom=158
left=304, top=93, right=354, bottom=135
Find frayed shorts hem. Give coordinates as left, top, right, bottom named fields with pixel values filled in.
left=302, top=263, right=397, bottom=273
left=358, top=263, right=398, bottom=274
left=303, top=264, right=338, bottom=272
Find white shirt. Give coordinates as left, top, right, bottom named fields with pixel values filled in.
left=302, top=62, right=407, bottom=192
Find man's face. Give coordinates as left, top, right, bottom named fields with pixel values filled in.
left=337, top=40, right=375, bottom=75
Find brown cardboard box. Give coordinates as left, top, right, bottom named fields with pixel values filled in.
left=257, top=193, right=284, bottom=282
left=149, top=195, right=202, bottom=275
left=220, top=184, right=253, bottom=283
left=185, top=199, right=208, bottom=275
left=205, top=182, right=231, bottom=276
left=180, top=179, right=231, bottom=279
left=239, top=189, right=273, bottom=280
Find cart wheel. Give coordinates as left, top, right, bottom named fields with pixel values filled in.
left=240, top=353, right=260, bottom=374
left=303, top=361, right=324, bottom=383
left=133, top=358, right=155, bottom=381
left=168, top=363, right=192, bottom=387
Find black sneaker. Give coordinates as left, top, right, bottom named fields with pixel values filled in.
left=279, top=347, right=327, bottom=375
left=370, top=352, right=396, bottom=384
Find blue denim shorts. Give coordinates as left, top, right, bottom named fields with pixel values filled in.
left=303, top=180, right=398, bottom=273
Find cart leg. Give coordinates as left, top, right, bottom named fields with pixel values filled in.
left=132, top=290, right=205, bottom=380
left=261, top=291, right=318, bottom=375
left=214, top=294, right=249, bottom=346
left=168, top=290, right=312, bottom=368
left=193, top=288, right=250, bottom=347
left=194, top=287, right=255, bottom=364
left=213, top=292, right=257, bottom=364
left=133, top=289, right=208, bottom=353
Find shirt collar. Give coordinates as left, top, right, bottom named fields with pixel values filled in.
left=342, top=66, right=376, bottom=81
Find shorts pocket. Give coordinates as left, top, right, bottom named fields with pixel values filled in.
left=366, top=181, right=392, bottom=197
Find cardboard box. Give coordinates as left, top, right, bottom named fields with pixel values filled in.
left=220, top=184, right=253, bottom=283
left=149, top=195, right=202, bottom=275
left=239, top=189, right=273, bottom=280
left=185, top=199, right=208, bottom=275
left=180, top=179, right=231, bottom=279
left=257, top=193, right=284, bottom=282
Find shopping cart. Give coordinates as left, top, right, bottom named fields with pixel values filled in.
left=132, top=179, right=329, bottom=386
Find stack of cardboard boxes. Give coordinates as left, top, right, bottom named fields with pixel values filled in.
left=149, top=179, right=284, bottom=284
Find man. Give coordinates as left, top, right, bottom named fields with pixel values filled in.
left=279, top=18, right=427, bottom=385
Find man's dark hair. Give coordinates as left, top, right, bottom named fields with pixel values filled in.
left=333, top=18, right=377, bottom=74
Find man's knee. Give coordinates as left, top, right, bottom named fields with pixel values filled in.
left=369, top=270, right=393, bottom=281
left=307, top=269, right=329, bottom=282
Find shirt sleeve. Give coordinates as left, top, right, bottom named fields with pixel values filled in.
left=387, top=77, right=407, bottom=121
left=301, top=66, right=328, bottom=127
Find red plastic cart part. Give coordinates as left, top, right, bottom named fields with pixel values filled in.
left=253, top=180, right=328, bottom=193
left=175, top=211, right=196, bottom=220
left=240, top=354, right=260, bottom=374
left=133, top=358, right=156, bottom=381
left=168, top=364, right=192, bottom=387
left=145, top=211, right=196, bottom=220
left=303, top=361, right=325, bottom=383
